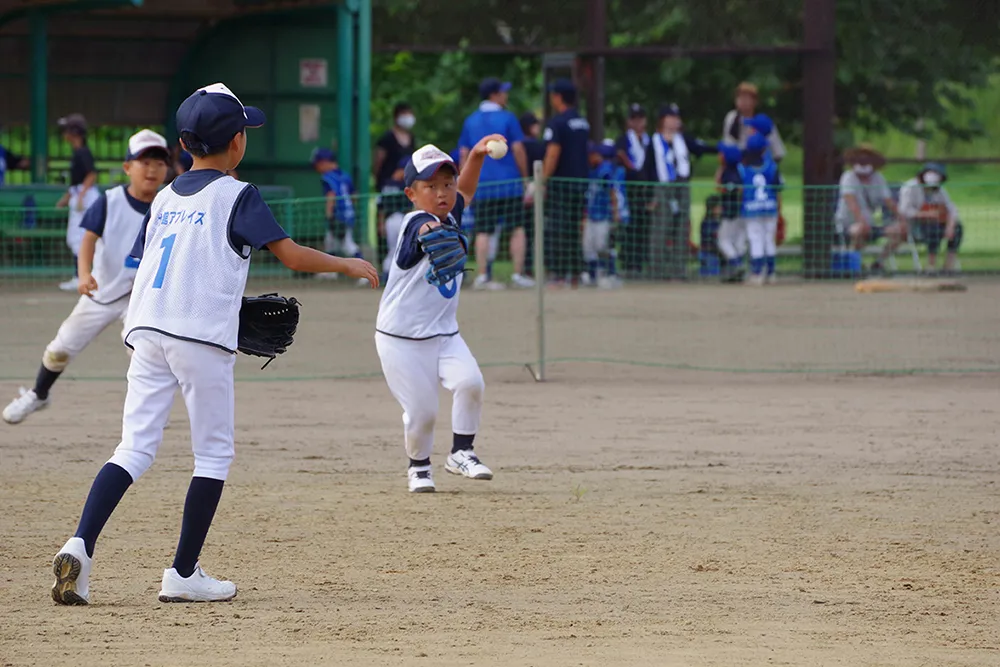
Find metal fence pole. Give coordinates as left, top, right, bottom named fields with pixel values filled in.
left=530, top=160, right=546, bottom=382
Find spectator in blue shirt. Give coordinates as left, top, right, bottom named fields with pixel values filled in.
left=543, top=78, right=591, bottom=285
left=311, top=147, right=367, bottom=284
left=459, top=77, right=533, bottom=290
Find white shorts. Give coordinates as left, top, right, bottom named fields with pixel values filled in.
left=583, top=220, right=612, bottom=261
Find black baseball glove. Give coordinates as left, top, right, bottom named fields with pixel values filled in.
left=237, top=293, right=300, bottom=369
left=418, top=224, right=468, bottom=287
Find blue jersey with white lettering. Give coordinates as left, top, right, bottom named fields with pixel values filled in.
left=586, top=161, right=616, bottom=221
left=737, top=158, right=782, bottom=218
left=320, top=168, right=356, bottom=225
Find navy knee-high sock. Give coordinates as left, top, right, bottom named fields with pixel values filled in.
left=74, top=463, right=134, bottom=558
left=171, top=477, right=225, bottom=578
left=33, top=364, right=62, bottom=400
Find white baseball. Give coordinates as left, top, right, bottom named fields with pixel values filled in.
left=486, top=140, right=508, bottom=160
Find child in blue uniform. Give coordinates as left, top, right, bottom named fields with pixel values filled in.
left=739, top=133, right=783, bottom=285
left=311, top=148, right=368, bottom=284
left=582, top=142, right=622, bottom=288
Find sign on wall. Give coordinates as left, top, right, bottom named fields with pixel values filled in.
left=299, top=104, right=321, bottom=143
left=299, top=59, right=328, bottom=88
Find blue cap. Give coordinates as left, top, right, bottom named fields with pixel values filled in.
left=743, top=113, right=773, bottom=137
left=717, top=142, right=742, bottom=166
left=310, top=147, right=337, bottom=164
left=548, top=78, right=576, bottom=96
left=480, top=77, right=512, bottom=99
left=589, top=141, right=615, bottom=159
left=176, top=83, right=266, bottom=153
left=404, top=144, right=458, bottom=187
left=746, top=133, right=769, bottom=153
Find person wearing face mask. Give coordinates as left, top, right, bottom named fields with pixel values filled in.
left=374, top=103, right=417, bottom=192
left=834, top=144, right=906, bottom=274
left=898, top=162, right=962, bottom=275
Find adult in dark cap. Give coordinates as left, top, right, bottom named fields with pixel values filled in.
left=898, top=162, right=962, bottom=274
left=542, top=78, right=590, bottom=286
left=614, top=104, right=651, bottom=274
left=642, top=104, right=717, bottom=279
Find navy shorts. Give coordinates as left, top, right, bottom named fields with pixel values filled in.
left=916, top=222, right=963, bottom=254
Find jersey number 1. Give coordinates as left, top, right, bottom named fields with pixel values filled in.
left=152, top=234, right=176, bottom=289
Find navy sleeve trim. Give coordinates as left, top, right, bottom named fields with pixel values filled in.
left=227, top=185, right=255, bottom=259
left=129, top=210, right=152, bottom=260
left=396, top=212, right=438, bottom=270
left=79, top=192, right=109, bottom=237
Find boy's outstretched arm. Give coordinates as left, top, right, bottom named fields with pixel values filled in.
left=266, top=238, right=379, bottom=287
left=77, top=230, right=99, bottom=296
left=458, top=134, right=507, bottom=203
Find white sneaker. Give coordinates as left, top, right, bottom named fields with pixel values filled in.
left=3, top=387, right=49, bottom=424
left=473, top=274, right=505, bottom=291
left=510, top=273, right=535, bottom=289
left=314, top=272, right=340, bottom=281
left=746, top=274, right=765, bottom=287
left=765, top=273, right=778, bottom=285
left=58, top=277, right=79, bottom=292
left=52, top=537, right=91, bottom=605
left=158, top=563, right=237, bottom=603
left=580, top=272, right=593, bottom=287
left=597, top=275, right=623, bottom=289
left=445, top=450, right=493, bottom=480
left=356, top=277, right=372, bottom=288
left=407, top=465, right=436, bottom=493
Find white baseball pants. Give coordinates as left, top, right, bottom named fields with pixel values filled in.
left=108, top=332, right=236, bottom=482
left=717, top=218, right=748, bottom=261
left=382, top=211, right=404, bottom=276
left=66, top=186, right=101, bottom=256
left=747, top=216, right=778, bottom=260
left=43, top=295, right=129, bottom=372
left=582, top=220, right=612, bottom=261
left=375, top=332, right=484, bottom=462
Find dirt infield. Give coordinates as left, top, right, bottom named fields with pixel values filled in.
left=0, top=282, right=998, bottom=666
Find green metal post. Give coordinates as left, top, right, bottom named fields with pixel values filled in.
left=29, top=10, right=48, bottom=184
left=356, top=0, right=371, bottom=197
left=336, top=2, right=356, bottom=179
left=356, top=0, right=373, bottom=250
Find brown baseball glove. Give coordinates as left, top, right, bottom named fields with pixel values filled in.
left=920, top=202, right=949, bottom=224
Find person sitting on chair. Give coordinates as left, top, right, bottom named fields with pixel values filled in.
left=834, top=144, right=906, bottom=274
left=898, top=162, right=962, bottom=275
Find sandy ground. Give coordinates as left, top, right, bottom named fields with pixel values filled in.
left=0, top=281, right=998, bottom=666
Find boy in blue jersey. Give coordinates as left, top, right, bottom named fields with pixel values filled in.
left=311, top=148, right=368, bottom=285
left=715, top=143, right=747, bottom=282
left=739, top=133, right=783, bottom=285
left=581, top=142, right=622, bottom=288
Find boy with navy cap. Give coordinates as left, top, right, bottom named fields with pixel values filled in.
left=49, top=83, right=378, bottom=606
left=375, top=133, right=506, bottom=493
left=311, top=147, right=367, bottom=284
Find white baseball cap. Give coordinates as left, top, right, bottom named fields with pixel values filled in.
left=404, top=144, right=457, bottom=186
left=126, top=129, right=169, bottom=161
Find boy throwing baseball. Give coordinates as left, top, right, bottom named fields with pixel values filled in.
left=50, top=83, right=378, bottom=606
left=3, top=130, right=170, bottom=424
left=375, top=135, right=505, bottom=492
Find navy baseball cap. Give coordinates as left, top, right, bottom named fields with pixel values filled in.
left=480, top=77, right=512, bottom=99
left=746, top=133, right=769, bottom=153
left=548, top=78, right=576, bottom=96
left=404, top=144, right=458, bottom=187
left=628, top=103, right=646, bottom=119
left=125, top=129, right=169, bottom=161
left=176, top=83, right=266, bottom=152
left=744, top=113, right=773, bottom=136
left=310, top=147, right=337, bottom=164
left=659, top=103, right=681, bottom=118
